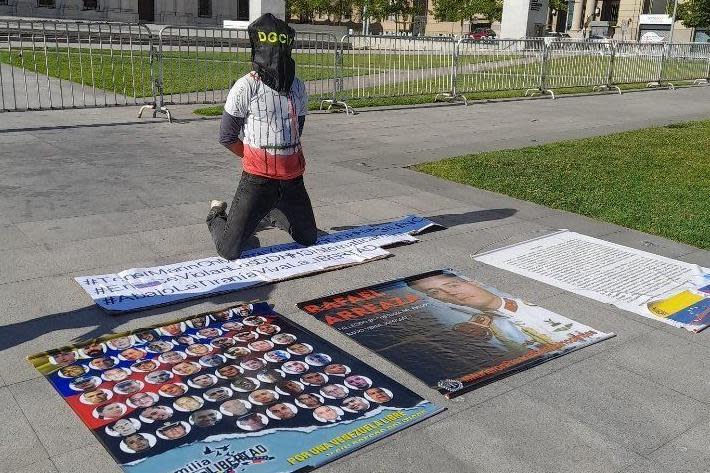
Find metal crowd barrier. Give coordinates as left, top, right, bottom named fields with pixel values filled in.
left=609, top=42, right=665, bottom=88
left=336, top=34, right=455, bottom=105
left=451, top=39, right=709, bottom=101
left=662, top=43, right=710, bottom=85
left=542, top=40, right=614, bottom=94
left=155, top=26, right=248, bottom=111
left=454, top=38, right=545, bottom=100
left=155, top=27, right=339, bottom=109
left=0, top=19, right=154, bottom=112
left=1, top=21, right=709, bottom=116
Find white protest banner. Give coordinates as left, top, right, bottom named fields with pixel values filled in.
left=76, top=215, right=443, bottom=313
left=475, top=231, right=710, bottom=332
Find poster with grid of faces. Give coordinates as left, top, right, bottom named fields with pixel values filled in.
left=29, top=302, right=443, bottom=473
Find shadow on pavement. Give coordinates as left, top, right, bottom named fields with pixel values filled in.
left=331, top=208, right=517, bottom=232
left=0, top=284, right=277, bottom=353
left=0, top=116, right=213, bottom=134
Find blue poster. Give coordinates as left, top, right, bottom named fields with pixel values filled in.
left=29, top=303, right=443, bottom=473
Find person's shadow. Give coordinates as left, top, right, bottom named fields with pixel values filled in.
left=0, top=284, right=277, bottom=353
left=0, top=208, right=516, bottom=353
left=330, top=208, right=517, bottom=232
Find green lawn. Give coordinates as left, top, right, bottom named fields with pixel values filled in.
left=2, top=47, right=704, bottom=100
left=415, top=120, right=710, bottom=249
left=0, top=48, right=342, bottom=97
left=337, top=53, right=704, bottom=102
left=192, top=81, right=680, bottom=116
left=0, top=48, right=154, bottom=98
left=0, top=48, right=458, bottom=98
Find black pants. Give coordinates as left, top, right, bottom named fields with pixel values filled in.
left=207, top=172, right=318, bottom=260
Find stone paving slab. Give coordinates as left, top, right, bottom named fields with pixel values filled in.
left=0, top=386, right=48, bottom=471
left=409, top=389, right=644, bottom=473
left=0, top=87, right=708, bottom=472
left=0, top=246, right=62, bottom=285
left=619, top=421, right=710, bottom=473
left=16, top=204, right=198, bottom=245
left=0, top=223, right=35, bottom=251
left=601, top=330, right=710, bottom=403
left=52, top=444, right=120, bottom=473
left=9, top=377, right=96, bottom=458
left=518, top=360, right=709, bottom=456
left=13, top=458, right=59, bottom=473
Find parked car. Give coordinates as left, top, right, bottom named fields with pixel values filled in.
left=640, top=31, right=665, bottom=43
left=544, top=31, right=571, bottom=38
left=466, top=28, right=496, bottom=40
left=543, top=31, right=572, bottom=46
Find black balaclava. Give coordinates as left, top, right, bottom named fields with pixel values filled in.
left=248, top=13, right=296, bottom=94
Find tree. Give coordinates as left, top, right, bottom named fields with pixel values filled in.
left=676, top=0, right=710, bottom=28
left=286, top=0, right=423, bottom=29
left=471, top=0, right=503, bottom=22
left=432, top=0, right=503, bottom=32
left=548, top=0, right=568, bottom=12
left=353, top=0, right=414, bottom=31
left=287, top=0, right=316, bottom=22
left=354, top=0, right=395, bottom=22
left=386, top=0, right=421, bottom=31
left=433, top=0, right=465, bottom=26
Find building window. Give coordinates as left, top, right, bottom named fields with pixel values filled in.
left=237, top=0, right=249, bottom=20
left=198, top=0, right=212, bottom=17
left=600, top=0, right=619, bottom=22
left=642, top=0, right=669, bottom=14
left=37, top=0, right=56, bottom=7
left=83, top=0, right=98, bottom=9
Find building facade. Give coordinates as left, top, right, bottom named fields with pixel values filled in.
left=0, top=0, right=705, bottom=41
left=566, top=0, right=699, bottom=41
left=0, top=0, right=248, bottom=25
left=303, top=0, right=704, bottom=41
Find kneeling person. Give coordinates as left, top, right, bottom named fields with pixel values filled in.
left=207, top=13, right=317, bottom=260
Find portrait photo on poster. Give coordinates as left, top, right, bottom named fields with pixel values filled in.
left=298, top=269, right=615, bottom=398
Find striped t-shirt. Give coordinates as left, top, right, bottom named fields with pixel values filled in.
left=224, top=72, right=308, bottom=180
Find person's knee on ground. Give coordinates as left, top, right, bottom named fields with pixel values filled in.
left=215, top=241, right=245, bottom=261
left=293, top=225, right=317, bottom=246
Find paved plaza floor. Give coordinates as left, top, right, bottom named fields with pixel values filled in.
left=1, top=87, right=709, bottom=473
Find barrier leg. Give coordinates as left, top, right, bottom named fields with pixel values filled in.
left=646, top=81, right=674, bottom=89
left=524, top=88, right=555, bottom=99
left=592, top=84, right=622, bottom=94
left=435, top=39, right=468, bottom=105
left=434, top=92, right=468, bottom=105
left=138, top=103, right=172, bottom=122
left=318, top=37, right=354, bottom=115
left=319, top=98, right=355, bottom=115
left=138, top=30, right=172, bottom=122
left=648, top=44, right=674, bottom=90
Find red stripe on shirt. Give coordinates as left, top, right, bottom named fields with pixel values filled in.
left=242, top=144, right=305, bottom=180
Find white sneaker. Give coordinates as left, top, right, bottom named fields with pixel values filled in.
left=207, top=201, right=227, bottom=222
left=210, top=200, right=227, bottom=212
